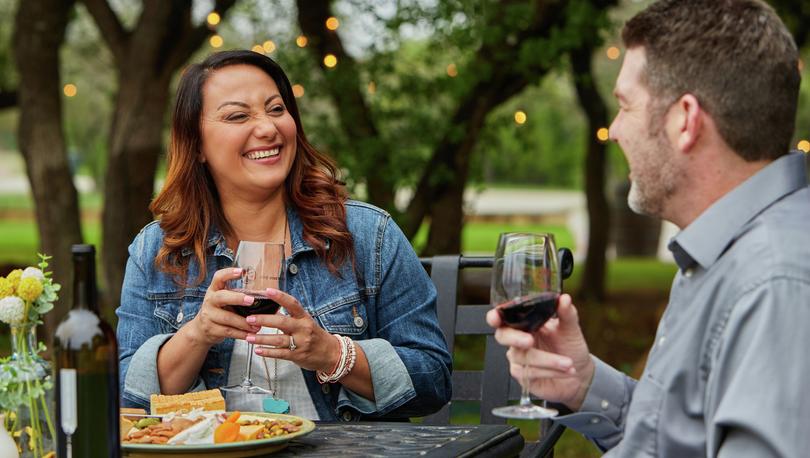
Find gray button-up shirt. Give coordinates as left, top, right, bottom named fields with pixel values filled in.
left=555, top=152, right=810, bottom=457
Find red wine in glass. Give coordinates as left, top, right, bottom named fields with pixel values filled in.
left=498, top=292, right=559, bottom=332
left=230, top=289, right=281, bottom=317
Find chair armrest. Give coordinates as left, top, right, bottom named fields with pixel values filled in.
left=519, top=422, right=566, bottom=458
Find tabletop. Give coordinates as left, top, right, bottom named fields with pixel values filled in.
left=276, top=422, right=525, bottom=457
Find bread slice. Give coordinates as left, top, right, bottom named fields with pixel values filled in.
left=150, top=388, right=226, bottom=415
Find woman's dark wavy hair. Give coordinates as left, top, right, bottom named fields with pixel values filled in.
left=150, top=50, right=352, bottom=285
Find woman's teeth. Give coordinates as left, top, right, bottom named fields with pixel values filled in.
left=245, top=148, right=280, bottom=160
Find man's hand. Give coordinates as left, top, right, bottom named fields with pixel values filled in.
left=487, top=293, right=595, bottom=411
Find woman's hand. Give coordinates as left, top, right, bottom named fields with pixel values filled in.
left=486, top=293, right=595, bottom=411
left=243, top=288, right=341, bottom=373
left=186, top=267, right=262, bottom=347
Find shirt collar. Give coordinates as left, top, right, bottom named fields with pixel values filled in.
left=668, top=152, right=808, bottom=271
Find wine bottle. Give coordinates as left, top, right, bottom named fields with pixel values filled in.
left=54, top=244, right=120, bottom=458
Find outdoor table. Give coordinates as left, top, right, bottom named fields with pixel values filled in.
left=276, top=422, right=524, bottom=457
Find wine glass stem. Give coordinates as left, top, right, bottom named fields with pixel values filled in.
left=519, top=363, right=533, bottom=407
left=243, top=342, right=255, bottom=387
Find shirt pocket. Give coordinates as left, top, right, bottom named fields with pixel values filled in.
left=311, top=293, right=368, bottom=336
left=621, top=374, right=664, bottom=457
left=147, top=288, right=206, bottom=334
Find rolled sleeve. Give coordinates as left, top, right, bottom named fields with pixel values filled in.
left=336, top=338, right=416, bottom=415
left=122, top=333, right=207, bottom=408
left=554, top=356, right=635, bottom=450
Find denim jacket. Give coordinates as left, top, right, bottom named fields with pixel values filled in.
left=116, top=200, right=452, bottom=421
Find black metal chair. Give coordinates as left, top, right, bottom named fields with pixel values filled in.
left=419, top=252, right=574, bottom=458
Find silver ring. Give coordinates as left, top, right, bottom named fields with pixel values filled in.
left=288, top=334, right=297, bottom=352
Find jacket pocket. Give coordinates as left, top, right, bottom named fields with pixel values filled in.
left=147, top=288, right=206, bottom=334
left=621, top=374, right=664, bottom=457
left=311, top=293, right=368, bottom=336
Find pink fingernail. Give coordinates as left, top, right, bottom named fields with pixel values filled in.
left=246, top=335, right=255, bottom=343
left=233, top=268, right=243, bottom=275
left=254, top=347, right=263, bottom=355
left=265, top=288, right=278, bottom=296
left=243, top=295, right=255, bottom=305
left=246, top=315, right=257, bottom=323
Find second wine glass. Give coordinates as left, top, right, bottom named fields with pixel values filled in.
left=219, top=241, right=285, bottom=398
left=491, top=232, right=561, bottom=419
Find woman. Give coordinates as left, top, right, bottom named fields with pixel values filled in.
left=116, top=50, right=451, bottom=421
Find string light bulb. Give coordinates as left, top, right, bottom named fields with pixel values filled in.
left=63, top=84, right=77, bottom=97
left=326, top=17, right=339, bottom=30
left=606, top=46, right=621, bottom=60
left=798, top=140, right=810, bottom=153
left=514, top=111, right=527, bottom=125
left=209, top=34, right=223, bottom=48
left=446, top=63, right=458, bottom=77
left=292, top=84, right=305, bottom=98
left=263, top=40, right=276, bottom=53
left=207, top=12, right=221, bottom=26
left=597, top=127, right=610, bottom=142
left=296, top=35, right=308, bottom=47
left=323, top=54, right=338, bottom=68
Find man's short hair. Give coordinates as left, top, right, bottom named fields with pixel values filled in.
left=622, top=0, right=800, bottom=161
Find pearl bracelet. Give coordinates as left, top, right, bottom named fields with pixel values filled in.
left=317, top=334, right=357, bottom=384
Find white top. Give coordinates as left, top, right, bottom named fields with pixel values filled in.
left=226, top=327, right=320, bottom=420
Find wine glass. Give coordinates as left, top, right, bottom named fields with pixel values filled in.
left=219, top=241, right=285, bottom=399
left=491, top=232, right=561, bottom=419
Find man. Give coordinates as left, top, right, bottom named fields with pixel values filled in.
left=488, top=0, right=809, bottom=456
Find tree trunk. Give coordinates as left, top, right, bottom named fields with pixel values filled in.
left=0, top=89, right=16, bottom=109
left=82, top=0, right=237, bottom=307
left=13, top=0, right=80, bottom=337
left=101, top=77, right=171, bottom=307
left=571, top=48, right=610, bottom=301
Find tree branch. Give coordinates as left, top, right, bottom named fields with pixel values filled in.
left=401, top=0, right=568, bottom=237
left=80, top=0, right=129, bottom=63
left=165, top=0, right=238, bottom=73
left=295, top=0, right=395, bottom=211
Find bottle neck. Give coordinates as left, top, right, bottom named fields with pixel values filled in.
left=72, top=254, right=98, bottom=313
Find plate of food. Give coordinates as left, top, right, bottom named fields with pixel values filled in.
left=120, top=389, right=315, bottom=457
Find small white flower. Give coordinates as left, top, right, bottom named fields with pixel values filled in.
left=0, top=296, right=25, bottom=324
left=21, top=267, right=45, bottom=282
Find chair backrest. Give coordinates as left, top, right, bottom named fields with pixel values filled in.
left=420, top=255, right=521, bottom=425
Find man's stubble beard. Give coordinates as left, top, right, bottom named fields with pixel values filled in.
left=627, top=114, right=681, bottom=218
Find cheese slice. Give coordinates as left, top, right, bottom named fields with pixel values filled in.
left=149, top=389, right=226, bottom=415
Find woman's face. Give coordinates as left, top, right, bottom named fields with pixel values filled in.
left=199, top=64, right=297, bottom=200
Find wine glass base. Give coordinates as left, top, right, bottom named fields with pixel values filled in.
left=219, top=384, right=274, bottom=396
left=492, top=404, right=558, bottom=419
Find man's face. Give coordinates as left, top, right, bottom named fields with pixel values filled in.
left=609, top=47, right=681, bottom=218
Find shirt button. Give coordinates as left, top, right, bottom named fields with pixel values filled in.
left=288, top=263, right=299, bottom=275
left=176, top=311, right=184, bottom=323
left=321, top=384, right=330, bottom=394
left=354, top=316, right=364, bottom=328
left=684, top=268, right=694, bottom=278
left=590, top=417, right=600, bottom=424
left=600, top=400, right=609, bottom=410
left=658, top=336, right=666, bottom=346
left=342, top=411, right=353, bottom=421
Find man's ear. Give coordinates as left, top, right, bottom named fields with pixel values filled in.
left=670, top=94, right=702, bottom=153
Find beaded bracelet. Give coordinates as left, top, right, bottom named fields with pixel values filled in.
left=317, top=334, right=357, bottom=384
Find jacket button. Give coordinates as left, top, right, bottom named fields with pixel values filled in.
left=288, top=263, right=299, bottom=275
left=176, top=311, right=184, bottom=323
left=341, top=410, right=353, bottom=421
left=353, top=316, right=364, bottom=328
left=321, top=384, right=330, bottom=394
